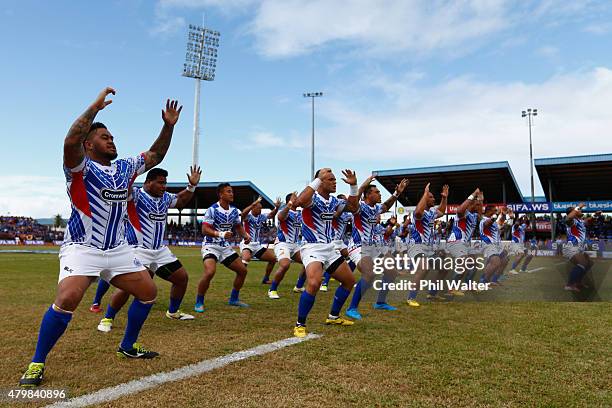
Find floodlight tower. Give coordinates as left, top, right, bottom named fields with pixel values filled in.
left=183, top=24, right=220, bottom=167
left=303, top=92, right=323, bottom=179
left=522, top=108, right=538, bottom=234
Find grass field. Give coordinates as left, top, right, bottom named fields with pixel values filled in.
left=0, top=246, right=610, bottom=407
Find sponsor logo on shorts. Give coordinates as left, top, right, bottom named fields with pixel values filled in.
left=63, top=266, right=74, bottom=273
left=148, top=213, right=167, bottom=222
left=100, top=188, right=129, bottom=202
left=133, top=258, right=142, bottom=267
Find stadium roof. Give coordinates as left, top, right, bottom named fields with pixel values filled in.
left=535, top=153, right=612, bottom=201
left=372, top=161, right=523, bottom=206
left=133, top=180, right=275, bottom=211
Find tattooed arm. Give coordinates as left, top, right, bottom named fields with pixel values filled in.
left=63, top=87, right=114, bottom=168
left=143, top=99, right=183, bottom=170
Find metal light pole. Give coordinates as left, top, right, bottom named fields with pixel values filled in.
left=522, top=108, right=538, bottom=234
left=183, top=24, right=220, bottom=167
left=303, top=92, right=323, bottom=179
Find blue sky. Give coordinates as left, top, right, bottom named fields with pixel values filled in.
left=1, top=0, right=612, bottom=217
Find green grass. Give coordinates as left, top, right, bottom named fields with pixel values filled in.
left=0, top=247, right=610, bottom=407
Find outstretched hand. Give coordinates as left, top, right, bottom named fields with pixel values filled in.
left=92, top=87, right=115, bottom=111
left=441, top=184, right=449, bottom=198
left=396, top=178, right=409, bottom=194
left=187, top=165, right=202, bottom=186
left=162, top=99, right=183, bottom=126
left=341, top=169, right=357, bottom=185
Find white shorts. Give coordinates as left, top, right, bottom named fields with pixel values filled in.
left=407, top=243, right=435, bottom=259
left=58, top=244, right=144, bottom=283
left=562, top=244, right=582, bottom=260
left=133, top=246, right=177, bottom=272
left=468, top=242, right=483, bottom=255
left=274, top=242, right=300, bottom=261
left=201, top=244, right=238, bottom=264
left=446, top=242, right=469, bottom=258
left=333, top=239, right=348, bottom=252
left=348, top=245, right=383, bottom=266
left=483, top=244, right=503, bottom=260
left=239, top=241, right=266, bottom=258
left=300, top=243, right=342, bottom=270
left=508, top=243, right=527, bottom=256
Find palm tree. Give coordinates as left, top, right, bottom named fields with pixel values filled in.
left=53, top=214, right=65, bottom=231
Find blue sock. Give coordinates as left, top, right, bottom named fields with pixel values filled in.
left=466, top=268, right=476, bottom=281
left=120, top=299, right=154, bottom=350
left=330, top=286, right=351, bottom=316
left=348, top=260, right=357, bottom=272
left=408, top=289, right=418, bottom=300
left=168, top=297, right=182, bottom=314
left=93, top=279, right=110, bottom=305
left=521, top=257, right=533, bottom=272
left=297, top=291, right=316, bottom=325
left=492, top=274, right=499, bottom=283
left=568, top=265, right=583, bottom=285
left=322, top=272, right=331, bottom=286
left=270, top=281, right=279, bottom=291
left=295, top=273, right=306, bottom=289
left=230, top=289, right=240, bottom=302
left=105, top=304, right=118, bottom=319
left=196, top=294, right=204, bottom=305
left=349, top=279, right=369, bottom=310
left=230, top=288, right=240, bottom=302
left=429, top=287, right=438, bottom=296
left=32, top=306, right=72, bottom=363
left=376, top=276, right=392, bottom=304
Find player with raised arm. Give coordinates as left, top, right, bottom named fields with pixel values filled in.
left=508, top=215, right=530, bottom=275
left=345, top=176, right=409, bottom=320
left=267, top=192, right=306, bottom=299
left=195, top=183, right=252, bottom=312
left=96, top=166, right=201, bottom=333
left=292, top=168, right=359, bottom=338
left=563, top=203, right=593, bottom=291
left=320, top=194, right=355, bottom=291
left=405, top=183, right=448, bottom=307
left=20, top=88, right=182, bottom=387
left=240, top=195, right=281, bottom=284
left=478, top=205, right=509, bottom=284
left=444, top=188, right=483, bottom=296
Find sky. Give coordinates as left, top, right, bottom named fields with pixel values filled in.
left=1, top=0, right=612, bottom=218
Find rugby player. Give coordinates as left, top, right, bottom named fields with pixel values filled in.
left=563, top=203, right=593, bottom=291
left=96, top=166, right=201, bottom=332
left=345, top=176, right=409, bottom=319
left=240, top=195, right=281, bottom=284
left=20, top=88, right=182, bottom=386
left=268, top=192, right=305, bottom=299
left=292, top=168, right=359, bottom=337
left=195, top=183, right=252, bottom=311
left=405, top=183, right=449, bottom=307
left=478, top=205, right=509, bottom=284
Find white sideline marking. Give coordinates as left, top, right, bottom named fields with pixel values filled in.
left=45, top=334, right=321, bottom=408
left=526, top=267, right=546, bottom=273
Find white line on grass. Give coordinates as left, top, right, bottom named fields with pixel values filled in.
left=45, top=333, right=321, bottom=408
left=526, top=267, right=546, bottom=273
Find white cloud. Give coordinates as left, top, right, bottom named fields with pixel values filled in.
left=584, top=23, right=612, bottom=35
left=315, top=67, right=612, bottom=194
left=536, top=45, right=559, bottom=58
left=155, top=0, right=604, bottom=58
left=0, top=176, right=70, bottom=218
left=233, top=130, right=306, bottom=149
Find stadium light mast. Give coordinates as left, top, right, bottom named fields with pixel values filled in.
left=183, top=24, right=220, bottom=167
left=303, top=92, right=323, bottom=179
left=522, top=108, right=538, bottom=232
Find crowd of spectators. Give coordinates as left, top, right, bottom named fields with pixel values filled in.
left=0, top=216, right=63, bottom=242
left=165, top=220, right=278, bottom=245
